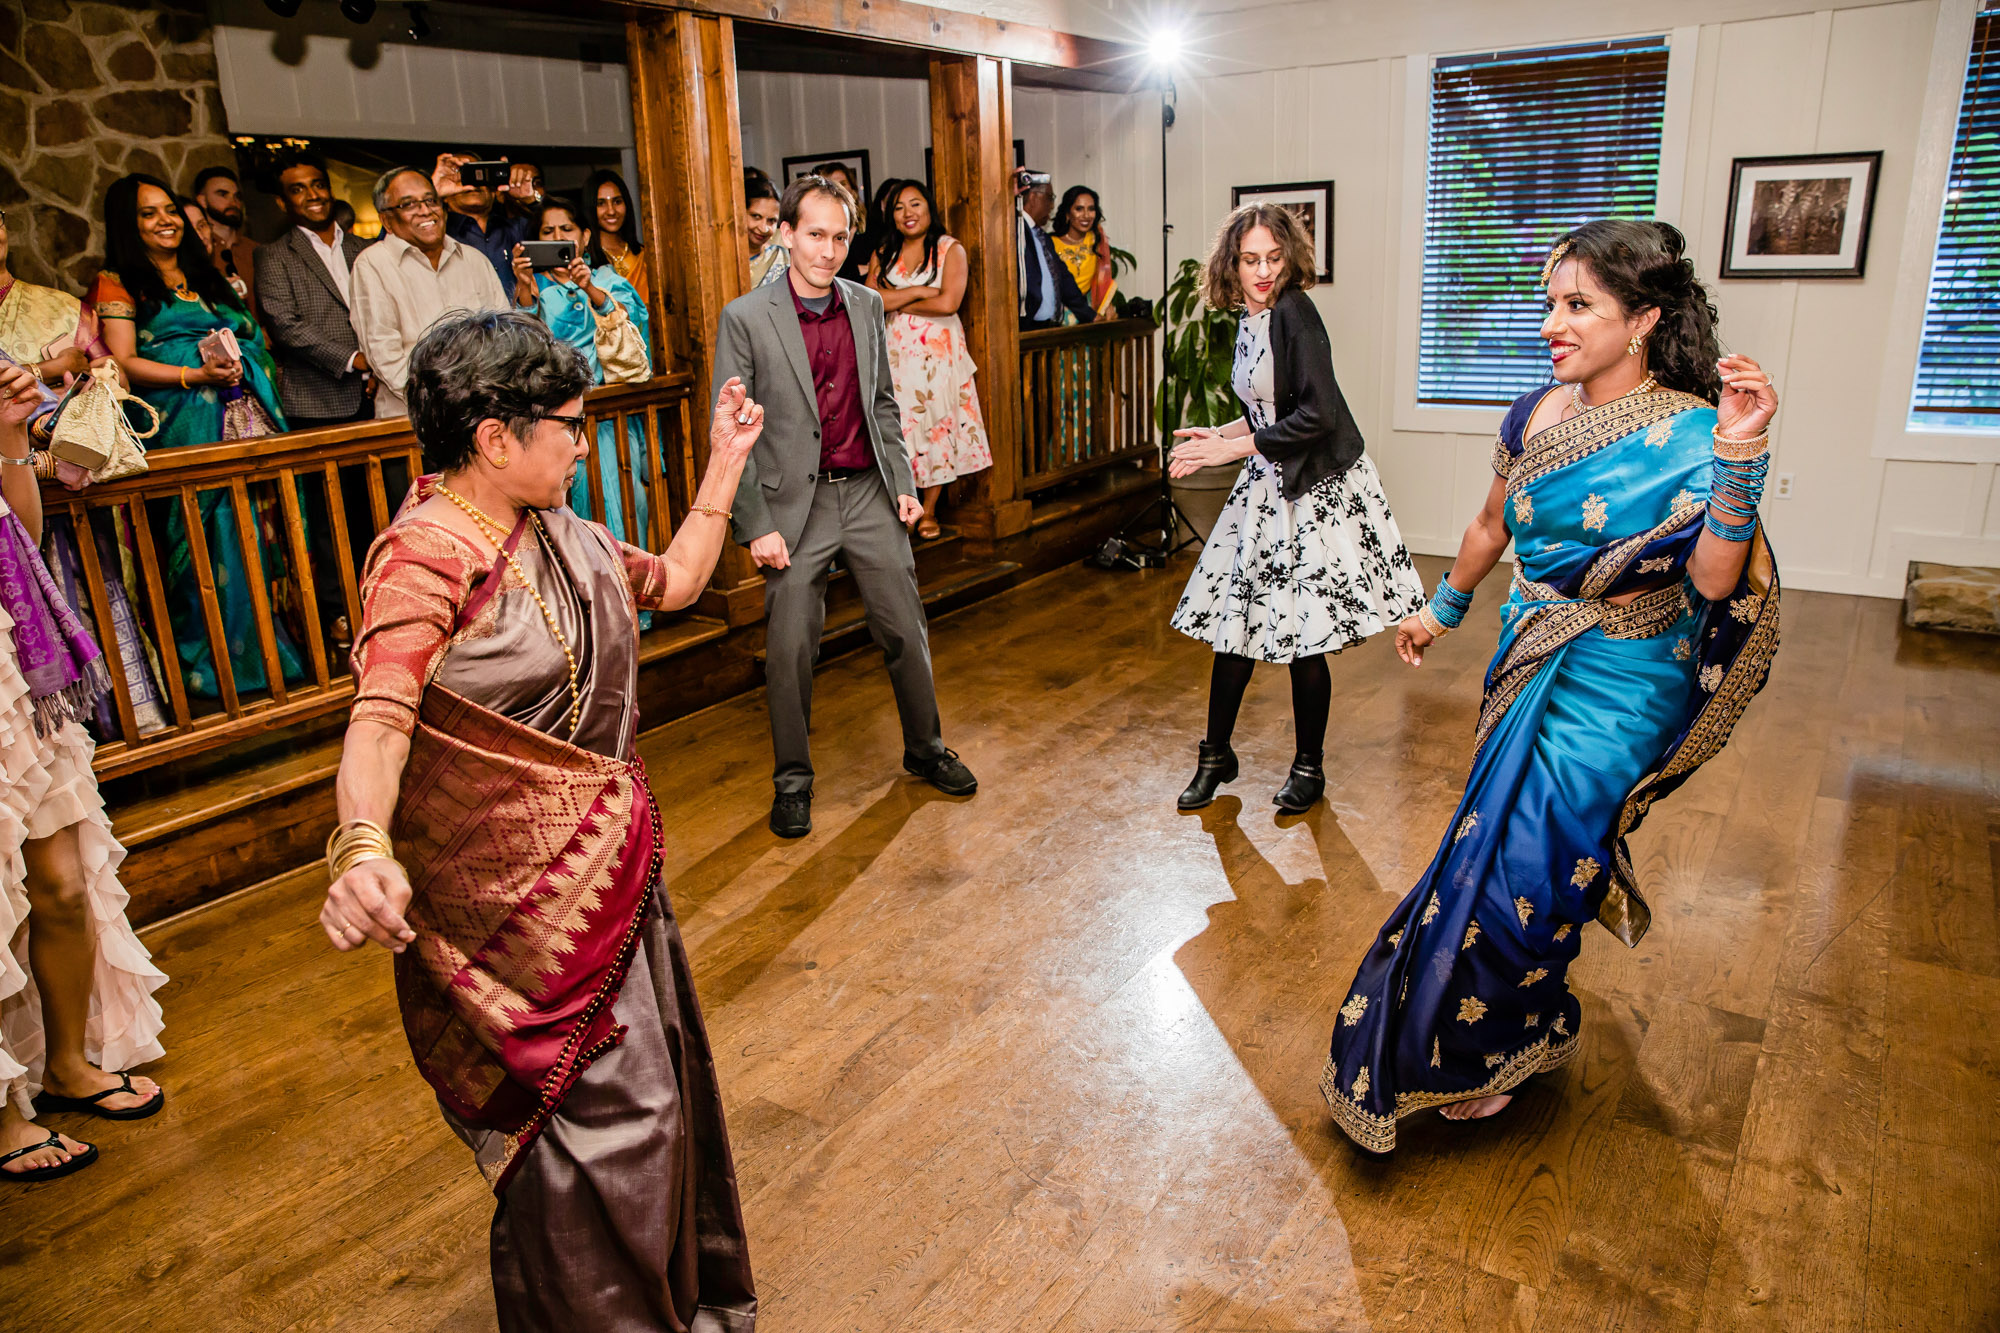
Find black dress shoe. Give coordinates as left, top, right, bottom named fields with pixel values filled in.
left=770, top=791, right=812, bottom=838
left=1273, top=754, right=1325, bottom=813
left=906, top=748, right=977, bottom=795
left=1178, top=741, right=1237, bottom=810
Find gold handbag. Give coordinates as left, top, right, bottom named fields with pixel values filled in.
left=48, top=362, right=158, bottom=482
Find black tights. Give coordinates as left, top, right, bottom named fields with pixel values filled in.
left=1204, top=651, right=1331, bottom=759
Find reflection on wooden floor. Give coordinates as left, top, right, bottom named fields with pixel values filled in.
left=4, top=556, right=1996, bottom=1332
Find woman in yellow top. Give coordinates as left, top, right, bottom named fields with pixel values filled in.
left=1049, top=185, right=1117, bottom=319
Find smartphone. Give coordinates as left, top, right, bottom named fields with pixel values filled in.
left=522, top=240, right=577, bottom=272
left=458, top=160, right=510, bottom=189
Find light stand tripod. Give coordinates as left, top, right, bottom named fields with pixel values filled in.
left=1114, top=72, right=1198, bottom=562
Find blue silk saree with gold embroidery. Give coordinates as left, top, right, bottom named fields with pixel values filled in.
left=1320, top=385, right=1780, bottom=1152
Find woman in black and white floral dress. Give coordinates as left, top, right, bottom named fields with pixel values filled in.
left=1169, top=204, right=1424, bottom=813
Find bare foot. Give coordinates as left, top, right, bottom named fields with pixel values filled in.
left=42, top=1064, right=160, bottom=1114
left=1440, top=1093, right=1513, bottom=1121
left=0, top=1107, right=92, bottom=1174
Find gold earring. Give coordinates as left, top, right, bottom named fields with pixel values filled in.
left=492, top=452, right=510, bottom=469
left=1627, top=335, right=1644, bottom=357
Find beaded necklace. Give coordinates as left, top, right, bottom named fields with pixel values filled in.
left=1567, top=372, right=1657, bottom=417
left=433, top=484, right=583, bottom=733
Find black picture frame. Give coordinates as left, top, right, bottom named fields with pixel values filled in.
left=782, top=149, right=872, bottom=208
left=1230, top=180, right=1335, bottom=282
left=1719, top=151, right=1882, bottom=280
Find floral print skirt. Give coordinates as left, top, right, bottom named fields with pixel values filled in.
left=1171, top=453, right=1425, bottom=662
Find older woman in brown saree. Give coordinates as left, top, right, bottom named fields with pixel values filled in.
left=318, top=310, right=762, bottom=1332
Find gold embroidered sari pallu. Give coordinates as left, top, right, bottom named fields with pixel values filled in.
left=393, top=684, right=661, bottom=1190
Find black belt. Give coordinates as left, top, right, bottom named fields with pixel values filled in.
left=817, top=466, right=871, bottom=482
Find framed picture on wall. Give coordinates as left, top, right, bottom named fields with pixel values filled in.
left=1231, top=181, right=1335, bottom=282
left=1719, top=151, right=1882, bottom=279
left=782, top=149, right=872, bottom=209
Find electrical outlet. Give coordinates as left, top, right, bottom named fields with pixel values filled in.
left=1774, top=472, right=1794, bottom=500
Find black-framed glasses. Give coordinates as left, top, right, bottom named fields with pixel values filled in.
left=384, top=195, right=443, bottom=217
left=534, top=411, right=589, bottom=445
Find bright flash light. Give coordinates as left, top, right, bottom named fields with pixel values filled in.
left=1146, top=26, right=1183, bottom=70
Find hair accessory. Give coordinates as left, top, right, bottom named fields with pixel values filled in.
left=1540, top=239, right=1574, bottom=287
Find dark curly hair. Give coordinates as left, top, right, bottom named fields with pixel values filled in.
left=1054, top=185, right=1104, bottom=242
left=405, top=311, right=591, bottom=475
left=1545, top=219, right=1722, bottom=403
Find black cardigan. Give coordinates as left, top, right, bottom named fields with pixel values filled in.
left=1249, top=287, right=1366, bottom=500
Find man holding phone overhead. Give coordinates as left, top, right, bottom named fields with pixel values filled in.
left=348, top=166, right=510, bottom=419
left=432, top=153, right=535, bottom=289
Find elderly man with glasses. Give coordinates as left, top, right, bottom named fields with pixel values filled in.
left=348, top=165, right=510, bottom=419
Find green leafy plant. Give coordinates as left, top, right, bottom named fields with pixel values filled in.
left=1107, top=244, right=1138, bottom=279
left=1154, top=256, right=1238, bottom=439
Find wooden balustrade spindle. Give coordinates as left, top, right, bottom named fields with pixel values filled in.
left=177, top=486, right=241, bottom=716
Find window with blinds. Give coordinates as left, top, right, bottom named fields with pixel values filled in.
left=1418, top=38, right=1671, bottom=407
left=1911, top=6, right=2000, bottom=428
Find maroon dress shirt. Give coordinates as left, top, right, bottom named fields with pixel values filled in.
left=791, top=282, right=875, bottom=472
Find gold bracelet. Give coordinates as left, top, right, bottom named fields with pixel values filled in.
left=326, top=819, right=398, bottom=881
left=688, top=503, right=731, bottom=520
left=1417, top=604, right=1452, bottom=640
left=1710, top=430, right=1770, bottom=463
left=179, top=366, right=189, bottom=390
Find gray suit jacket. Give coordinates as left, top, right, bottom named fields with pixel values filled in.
left=712, top=277, right=916, bottom=549
left=256, top=227, right=372, bottom=421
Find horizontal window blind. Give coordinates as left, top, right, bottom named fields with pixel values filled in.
left=1912, top=7, right=2000, bottom=422
left=1418, top=38, right=1670, bottom=407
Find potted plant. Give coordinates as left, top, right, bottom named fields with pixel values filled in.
left=1153, top=256, right=1242, bottom=542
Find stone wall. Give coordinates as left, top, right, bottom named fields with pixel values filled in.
left=0, top=0, right=238, bottom=294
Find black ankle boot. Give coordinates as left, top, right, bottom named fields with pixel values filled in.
left=1273, top=753, right=1325, bottom=813
left=1178, top=741, right=1238, bottom=810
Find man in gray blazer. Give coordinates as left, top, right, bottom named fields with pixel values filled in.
left=255, top=150, right=373, bottom=429
left=716, top=176, right=976, bottom=838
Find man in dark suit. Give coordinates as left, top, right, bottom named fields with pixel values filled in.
left=256, top=150, right=374, bottom=430
left=715, top=175, right=977, bottom=839
left=1015, top=168, right=1096, bottom=331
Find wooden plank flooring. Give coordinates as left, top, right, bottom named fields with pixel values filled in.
left=3, top=556, right=1996, bottom=1332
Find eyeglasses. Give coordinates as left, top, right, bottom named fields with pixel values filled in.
left=384, top=195, right=443, bottom=217
left=534, top=411, right=589, bottom=445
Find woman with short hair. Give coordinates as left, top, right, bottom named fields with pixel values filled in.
left=1319, top=220, right=1781, bottom=1151
left=321, top=310, right=762, bottom=1329
left=1168, top=203, right=1424, bottom=814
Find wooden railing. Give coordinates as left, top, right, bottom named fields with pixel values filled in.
left=1017, top=318, right=1157, bottom=495
left=42, top=374, right=698, bottom=781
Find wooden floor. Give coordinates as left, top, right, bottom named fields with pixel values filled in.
left=4, top=555, right=1997, bottom=1332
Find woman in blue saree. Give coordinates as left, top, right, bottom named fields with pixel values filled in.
left=90, top=174, right=306, bottom=701
left=509, top=197, right=653, bottom=549
left=1321, top=220, right=1781, bottom=1152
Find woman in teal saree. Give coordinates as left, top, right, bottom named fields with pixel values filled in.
left=91, top=174, right=305, bottom=700
left=1321, top=221, right=1781, bottom=1152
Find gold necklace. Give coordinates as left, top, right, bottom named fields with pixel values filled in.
left=1569, top=373, right=1656, bottom=416
left=433, top=484, right=583, bottom=733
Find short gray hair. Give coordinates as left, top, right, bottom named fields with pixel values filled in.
left=371, top=165, right=428, bottom=217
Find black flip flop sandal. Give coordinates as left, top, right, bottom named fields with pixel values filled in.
left=0, top=1129, right=98, bottom=1182
left=33, top=1071, right=164, bottom=1121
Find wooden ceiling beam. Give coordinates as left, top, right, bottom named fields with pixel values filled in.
left=619, top=0, right=1145, bottom=79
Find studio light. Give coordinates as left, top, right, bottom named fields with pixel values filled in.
left=1146, top=26, right=1183, bottom=72
left=340, top=0, right=377, bottom=23
left=262, top=0, right=303, bottom=16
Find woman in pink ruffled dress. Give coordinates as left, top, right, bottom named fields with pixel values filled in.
left=866, top=179, right=991, bottom=540
left=0, top=355, right=167, bottom=1184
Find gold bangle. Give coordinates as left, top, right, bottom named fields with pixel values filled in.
left=179, top=366, right=189, bottom=390
left=688, top=503, right=731, bottom=520
left=1711, top=432, right=1770, bottom=463
left=326, top=819, right=397, bottom=881
left=1417, top=604, right=1452, bottom=640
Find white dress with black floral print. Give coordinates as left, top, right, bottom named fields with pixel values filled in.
left=1171, top=308, right=1425, bottom=663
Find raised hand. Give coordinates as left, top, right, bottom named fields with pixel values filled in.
left=710, top=377, right=765, bottom=461
left=1716, top=354, right=1777, bottom=439
left=0, top=362, right=44, bottom=426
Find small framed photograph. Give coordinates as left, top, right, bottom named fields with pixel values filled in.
left=1231, top=180, right=1335, bottom=282
left=782, top=149, right=872, bottom=209
left=1720, top=151, right=1882, bottom=279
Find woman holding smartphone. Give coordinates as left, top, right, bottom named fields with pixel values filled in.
left=1167, top=204, right=1424, bottom=813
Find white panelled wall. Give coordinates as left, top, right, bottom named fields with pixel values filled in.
left=735, top=71, right=1161, bottom=302
left=1164, top=0, right=1999, bottom=598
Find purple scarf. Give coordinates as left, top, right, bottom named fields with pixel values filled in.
left=0, top=503, right=109, bottom=736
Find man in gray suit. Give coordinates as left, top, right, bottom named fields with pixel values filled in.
left=716, top=175, right=976, bottom=838
left=256, top=150, right=374, bottom=429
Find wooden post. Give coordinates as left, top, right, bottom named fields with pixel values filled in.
left=928, top=54, right=1030, bottom=549
left=627, top=10, right=764, bottom=620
